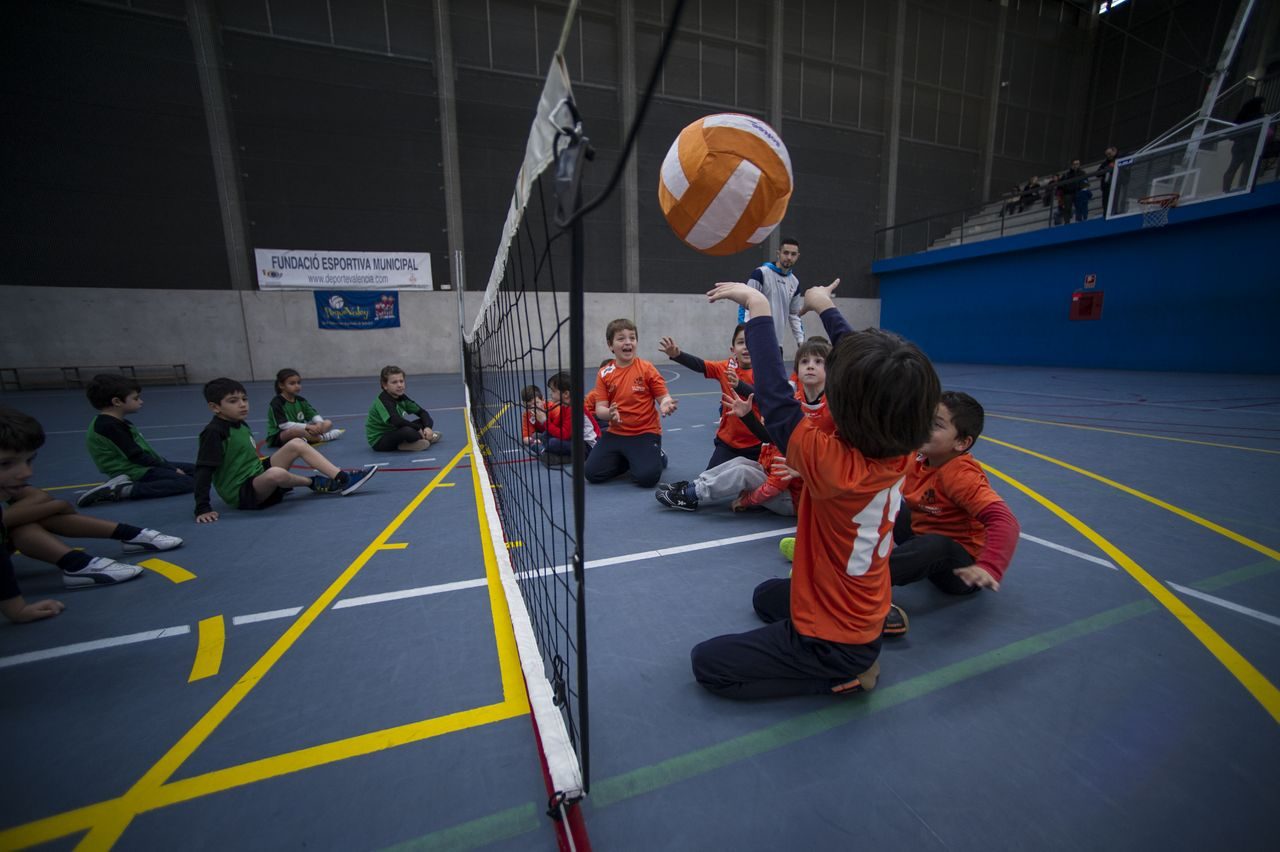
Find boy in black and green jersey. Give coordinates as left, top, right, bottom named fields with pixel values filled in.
left=266, top=368, right=344, bottom=447
left=366, top=365, right=442, bottom=452
left=78, top=374, right=195, bottom=507
left=195, top=378, right=377, bottom=523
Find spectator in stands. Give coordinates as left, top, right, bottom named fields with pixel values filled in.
left=1060, top=159, right=1087, bottom=224
left=1224, top=97, right=1266, bottom=193
left=1019, top=176, right=1041, bottom=213
left=1095, top=146, right=1118, bottom=210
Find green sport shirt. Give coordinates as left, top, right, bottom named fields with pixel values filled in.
left=266, top=394, right=320, bottom=443
left=365, top=391, right=429, bottom=447
left=85, top=414, right=164, bottom=480
left=194, top=416, right=264, bottom=513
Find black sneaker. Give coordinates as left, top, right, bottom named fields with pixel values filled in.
left=655, top=482, right=697, bottom=511
left=883, top=603, right=909, bottom=638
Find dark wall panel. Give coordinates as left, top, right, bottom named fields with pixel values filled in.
left=224, top=33, right=447, bottom=286
left=0, top=0, right=227, bottom=289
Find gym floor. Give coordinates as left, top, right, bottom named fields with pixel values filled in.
left=1, top=364, right=1276, bottom=850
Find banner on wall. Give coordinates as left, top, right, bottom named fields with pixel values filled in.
left=314, top=291, right=401, bottom=330
left=256, top=249, right=432, bottom=290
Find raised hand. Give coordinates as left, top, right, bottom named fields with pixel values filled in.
left=721, top=391, right=754, bottom=419
left=707, top=282, right=760, bottom=308
left=800, top=278, right=840, bottom=315
left=658, top=336, right=681, bottom=358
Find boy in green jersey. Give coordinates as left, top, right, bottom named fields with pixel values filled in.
left=195, top=378, right=377, bottom=523
left=366, top=365, right=441, bottom=452
left=78, top=373, right=194, bottom=507
left=266, top=368, right=344, bottom=447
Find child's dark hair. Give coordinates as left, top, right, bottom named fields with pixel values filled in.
left=380, top=365, right=405, bottom=385
left=730, top=323, right=747, bottom=345
left=203, top=377, right=247, bottom=405
left=826, top=329, right=940, bottom=459
left=548, top=372, right=572, bottom=392
left=794, top=338, right=831, bottom=372
left=941, top=390, right=984, bottom=448
left=520, top=384, right=542, bottom=403
left=85, top=373, right=141, bottom=410
left=274, top=368, right=300, bottom=395
left=0, top=407, right=46, bottom=453
left=605, top=318, right=637, bottom=345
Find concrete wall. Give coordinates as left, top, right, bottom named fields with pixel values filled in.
left=1, top=286, right=879, bottom=382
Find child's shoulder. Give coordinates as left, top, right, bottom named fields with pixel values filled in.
left=935, top=453, right=987, bottom=487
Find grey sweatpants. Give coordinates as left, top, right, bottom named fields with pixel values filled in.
left=694, top=457, right=794, bottom=515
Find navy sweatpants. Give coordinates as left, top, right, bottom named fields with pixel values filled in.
left=131, top=463, right=196, bottom=500
left=690, top=578, right=881, bottom=699
left=583, top=431, right=662, bottom=487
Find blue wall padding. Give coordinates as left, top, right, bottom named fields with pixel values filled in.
left=873, top=182, right=1280, bottom=373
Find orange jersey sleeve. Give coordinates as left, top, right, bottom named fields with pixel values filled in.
left=786, top=418, right=911, bottom=645
left=703, top=360, right=762, bottom=449
left=521, top=410, right=543, bottom=441
left=902, top=454, right=1002, bottom=559
left=593, top=359, right=667, bottom=436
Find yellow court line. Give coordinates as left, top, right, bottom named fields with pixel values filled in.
left=138, top=558, right=197, bottom=584
left=188, top=617, right=225, bottom=683
left=377, top=543, right=409, bottom=551
left=40, top=481, right=105, bottom=492
left=467, top=415, right=532, bottom=710
left=982, top=436, right=1280, bottom=564
left=981, top=460, right=1280, bottom=724
left=477, top=403, right=509, bottom=438
left=987, top=412, right=1280, bottom=455
left=62, top=445, right=474, bottom=851
left=436, top=482, right=456, bottom=487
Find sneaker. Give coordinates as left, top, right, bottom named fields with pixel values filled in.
left=428, top=430, right=444, bottom=444
left=779, top=536, right=795, bottom=562
left=312, top=428, right=345, bottom=442
left=830, top=660, right=880, bottom=695
left=63, top=556, right=144, bottom=588
left=77, top=475, right=132, bottom=508
left=883, top=603, right=909, bottom=638
left=310, top=474, right=336, bottom=493
left=655, top=482, right=697, bottom=511
left=121, top=528, right=183, bottom=553
left=337, top=465, right=378, bottom=495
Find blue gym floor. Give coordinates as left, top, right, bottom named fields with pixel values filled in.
left=1, top=364, right=1277, bottom=850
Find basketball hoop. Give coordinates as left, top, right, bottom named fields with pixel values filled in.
left=1139, top=193, right=1179, bottom=228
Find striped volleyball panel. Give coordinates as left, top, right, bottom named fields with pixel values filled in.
left=658, top=113, right=793, bottom=256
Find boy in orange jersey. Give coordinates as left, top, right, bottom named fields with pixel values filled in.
left=656, top=338, right=830, bottom=513
left=584, top=319, right=677, bottom=487
left=519, top=385, right=546, bottom=455
left=883, top=391, right=1020, bottom=636
left=659, top=325, right=761, bottom=468
left=693, top=279, right=939, bottom=699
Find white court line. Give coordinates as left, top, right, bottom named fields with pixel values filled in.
left=668, top=428, right=682, bottom=432
left=232, top=608, right=303, bottom=626
left=411, top=457, right=437, bottom=463
left=691, top=424, right=705, bottom=429
left=1167, top=582, right=1280, bottom=628
left=332, top=578, right=489, bottom=609
left=1018, top=533, right=1116, bottom=569
left=0, top=625, right=190, bottom=669
left=1, top=527, right=1117, bottom=670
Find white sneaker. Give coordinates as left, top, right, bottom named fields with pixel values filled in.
left=318, top=428, right=346, bottom=441
left=121, top=528, right=184, bottom=553
left=77, top=474, right=132, bottom=507
left=63, top=557, right=144, bottom=588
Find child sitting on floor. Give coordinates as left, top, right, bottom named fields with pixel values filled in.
left=366, top=366, right=442, bottom=452
left=78, top=373, right=195, bottom=507
left=882, top=391, right=1021, bottom=636
left=266, top=368, right=344, bottom=447
left=659, top=326, right=761, bottom=468
left=196, top=378, right=376, bottom=523
left=2, top=407, right=177, bottom=591
left=691, top=279, right=939, bottom=699
left=583, top=319, right=677, bottom=487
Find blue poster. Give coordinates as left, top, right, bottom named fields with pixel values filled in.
left=314, top=291, right=400, bottom=330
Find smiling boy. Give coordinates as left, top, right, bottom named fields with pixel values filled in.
left=583, top=318, right=677, bottom=487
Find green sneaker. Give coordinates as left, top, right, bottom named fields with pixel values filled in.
left=779, top=536, right=795, bottom=561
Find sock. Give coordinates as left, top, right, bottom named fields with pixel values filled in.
left=58, top=551, right=93, bottom=572
left=686, top=482, right=699, bottom=501
left=111, top=523, right=144, bottom=541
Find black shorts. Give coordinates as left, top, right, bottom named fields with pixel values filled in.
left=237, top=458, right=288, bottom=510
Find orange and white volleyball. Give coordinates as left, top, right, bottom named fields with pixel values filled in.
left=658, top=113, right=793, bottom=256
